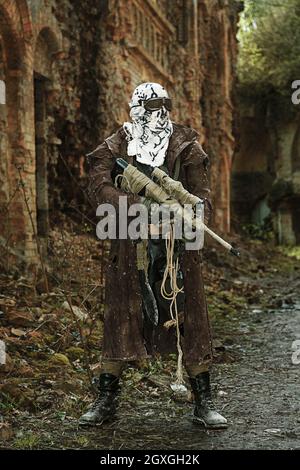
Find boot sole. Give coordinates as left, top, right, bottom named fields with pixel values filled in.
left=78, top=415, right=113, bottom=427
left=192, top=416, right=228, bottom=430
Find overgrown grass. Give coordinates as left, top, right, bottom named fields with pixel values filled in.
left=13, top=432, right=40, bottom=449
left=279, top=246, right=300, bottom=260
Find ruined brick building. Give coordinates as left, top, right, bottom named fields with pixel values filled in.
left=232, top=91, right=300, bottom=245
left=0, top=0, right=240, bottom=263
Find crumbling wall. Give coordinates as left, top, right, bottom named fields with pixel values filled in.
left=197, top=0, right=241, bottom=233
left=92, top=0, right=241, bottom=232
left=0, top=0, right=37, bottom=262
left=0, top=0, right=240, bottom=263
left=48, top=0, right=105, bottom=215
left=231, top=99, right=275, bottom=226
left=233, top=90, right=300, bottom=245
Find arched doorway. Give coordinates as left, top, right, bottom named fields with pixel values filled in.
left=0, top=6, right=24, bottom=255
left=291, top=124, right=300, bottom=243
left=0, top=37, right=8, bottom=203
left=33, top=28, right=59, bottom=253
left=251, top=194, right=271, bottom=225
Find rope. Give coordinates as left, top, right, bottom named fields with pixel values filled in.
left=136, top=239, right=148, bottom=271
left=114, top=173, right=130, bottom=192
left=120, top=165, right=170, bottom=203
left=152, top=167, right=200, bottom=206
left=160, top=223, right=185, bottom=385
left=115, top=164, right=185, bottom=385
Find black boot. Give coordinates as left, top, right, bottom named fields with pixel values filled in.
left=79, top=373, right=120, bottom=426
left=189, top=371, right=228, bottom=429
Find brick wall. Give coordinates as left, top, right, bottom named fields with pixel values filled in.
left=0, top=0, right=240, bottom=263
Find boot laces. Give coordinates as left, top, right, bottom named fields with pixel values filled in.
left=199, top=389, right=216, bottom=411
left=205, top=396, right=216, bottom=411
left=90, top=392, right=109, bottom=411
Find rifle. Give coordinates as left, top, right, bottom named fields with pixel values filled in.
left=114, top=158, right=240, bottom=257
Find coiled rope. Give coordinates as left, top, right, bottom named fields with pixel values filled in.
left=115, top=165, right=185, bottom=385
left=160, top=223, right=185, bottom=385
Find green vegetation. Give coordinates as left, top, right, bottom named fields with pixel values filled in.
left=13, top=432, right=40, bottom=450
left=238, top=0, right=300, bottom=97
left=241, top=216, right=274, bottom=241
left=279, top=245, right=300, bottom=260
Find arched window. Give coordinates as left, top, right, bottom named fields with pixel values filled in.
left=176, top=0, right=188, bottom=47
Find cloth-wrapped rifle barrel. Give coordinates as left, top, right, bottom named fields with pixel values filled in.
left=115, top=158, right=240, bottom=257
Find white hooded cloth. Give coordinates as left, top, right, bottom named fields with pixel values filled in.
left=123, top=82, right=173, bottom=167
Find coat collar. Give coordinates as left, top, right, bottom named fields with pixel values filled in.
left=166, top=122, right=199, bottom=173
left=105, top=121, right=199, bottom=173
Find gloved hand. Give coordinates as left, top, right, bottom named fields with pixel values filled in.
left=150, top=199, right=183, bottom=222
left=193, top=199, right=205, bottom=226
left=148, top=199, right=183, bottom=238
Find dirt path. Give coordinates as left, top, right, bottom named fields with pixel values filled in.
left=3, top=265, right=299, bottom=450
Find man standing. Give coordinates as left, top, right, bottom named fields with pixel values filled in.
left=79, top=82, right=227, bottom=429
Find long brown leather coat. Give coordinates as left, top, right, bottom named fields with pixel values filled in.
left=87, top=122, right=213, bottom=366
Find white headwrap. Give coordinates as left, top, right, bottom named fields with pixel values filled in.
left=123, top=82, right=173, bottom=167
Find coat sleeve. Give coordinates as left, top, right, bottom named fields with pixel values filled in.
left=86, top=140, right=140, bottom=211
left=182, top=140, right=213, bottom=225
